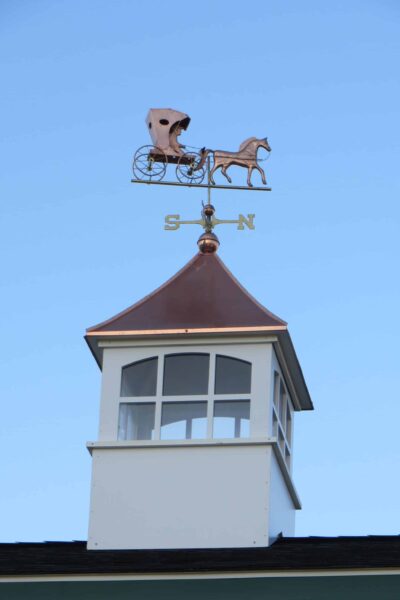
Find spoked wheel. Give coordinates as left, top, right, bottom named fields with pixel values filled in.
left=176, top=152, right=205, bottom=184
left=132, top=145, right=167, bottom=181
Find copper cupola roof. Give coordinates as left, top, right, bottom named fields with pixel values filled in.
left=87, top=252, right=286, bottom=335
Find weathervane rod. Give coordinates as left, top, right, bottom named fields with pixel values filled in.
left=207, top=155, right=211, bottom=205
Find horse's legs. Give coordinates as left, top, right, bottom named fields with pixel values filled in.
left=209, top=163, right=219, bottom=185
left=247, top=166, right=254, bottom=187
left=255, top=165, right=267, bottom=185
left=221, top=164, right=232, bottom=184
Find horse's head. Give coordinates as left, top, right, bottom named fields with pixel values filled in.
left=259, top=137, right=271, bottom=152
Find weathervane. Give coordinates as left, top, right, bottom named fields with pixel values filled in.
left=131, top=108, right=272, bottom=249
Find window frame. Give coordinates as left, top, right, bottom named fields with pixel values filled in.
left=272, top=371, right=293, bottom=470
left=117, top=350, right=252, bottom=442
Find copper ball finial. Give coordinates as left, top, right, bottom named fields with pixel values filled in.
left=197, top=231, right=220, bottom=254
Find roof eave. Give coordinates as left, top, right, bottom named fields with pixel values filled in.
left=84, top=335, right=102, bottom=370
left=274, top=331, right=314, bottom=411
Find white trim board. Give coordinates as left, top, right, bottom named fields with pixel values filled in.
left=2, top=568, right=400, bottom=583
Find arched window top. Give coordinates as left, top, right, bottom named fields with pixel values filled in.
left=163, top=353, right=210, bottom=396
left=215, top=355, right=252, bottom=394
left=121, top=357, right=158, bottom=397
left=120, top=353, right=252, bottom=398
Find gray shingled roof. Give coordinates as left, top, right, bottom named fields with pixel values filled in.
left=1, top=537, right=400, bottom=576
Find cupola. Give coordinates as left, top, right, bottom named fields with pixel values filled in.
left=85, top=248, right=313, bottom=550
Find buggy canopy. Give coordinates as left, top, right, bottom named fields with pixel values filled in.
left=146, top=108, right=190, bottom=155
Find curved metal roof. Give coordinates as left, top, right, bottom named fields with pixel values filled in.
left=87, top=252, right=287, bottom=334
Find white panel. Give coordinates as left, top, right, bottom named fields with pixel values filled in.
left=250, top=344, right=272, bottom=438
left=268, top=451, right=296, bottom=541
left=88, top=444, right=270, bottom=549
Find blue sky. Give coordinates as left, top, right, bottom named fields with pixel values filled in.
left=1, top=0, right=399, bottom=542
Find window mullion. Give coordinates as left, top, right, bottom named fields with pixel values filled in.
left=207, top=353, right=216, bottom=438
left=153, top=354, right=164, bottom=440
left=154, top=401, right=162, bottom=440
left=207, top=399, right=214, bottom=439
left=208, top=351, right=216, bottom=395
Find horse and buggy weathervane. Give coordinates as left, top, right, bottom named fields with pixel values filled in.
left=131, top=108, right=272, bottom=249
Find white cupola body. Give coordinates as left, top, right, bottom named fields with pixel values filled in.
left=85, top=251, right=313, bottom=550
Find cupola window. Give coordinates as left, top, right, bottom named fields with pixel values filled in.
left=161, top=401, right=207, bottom=440
left=121, top=357, right=158, bottom=397
left=213, top=400, right=250, bottom=438
left=118, top=402, right=156, bottom=441
left=273, top=371, right=293, bottom=469
left=117, top=352, right=252, bottom=442
left=215, top=355, right=251, bottom=394
left=163, top=353, right=209, bottom=396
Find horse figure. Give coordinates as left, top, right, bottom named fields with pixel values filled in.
left=198, top=137, right=271, bottom=187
